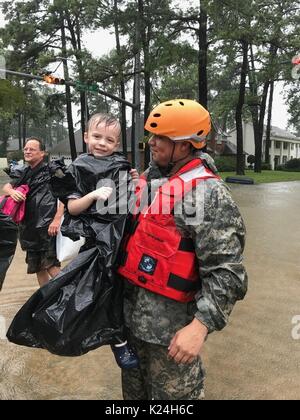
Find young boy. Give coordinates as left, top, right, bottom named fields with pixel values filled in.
left=63, top=113, right=139, bottom=368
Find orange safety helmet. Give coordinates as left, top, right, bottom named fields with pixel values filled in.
left=145, top=99, right=211, bottom=149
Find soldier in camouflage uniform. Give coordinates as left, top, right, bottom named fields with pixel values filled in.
left=118, top=99, right=248, bottom=400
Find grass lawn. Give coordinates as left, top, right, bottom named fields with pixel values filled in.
left=219, top=170, right=300, bottom=184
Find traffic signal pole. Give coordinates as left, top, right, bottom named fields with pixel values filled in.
left=1, top=67, right=140, bottom=163
left=1, top=69, right=45, bottom=82
left=1, top=69, right=138, bottom=109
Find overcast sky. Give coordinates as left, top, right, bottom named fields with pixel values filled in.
left=0, top=9, right=291, bottom=130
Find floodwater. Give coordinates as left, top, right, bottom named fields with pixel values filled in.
left=0, top=178, right=300, bottom=400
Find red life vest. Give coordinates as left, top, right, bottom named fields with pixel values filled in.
left=118, top=158, right=219, bottom=303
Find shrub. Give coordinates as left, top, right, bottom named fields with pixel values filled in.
left=214, top=156, right=236, bottom=172
left=261, top=162, right=272, bottom=170
left=285, top=158, right=300, bottom=170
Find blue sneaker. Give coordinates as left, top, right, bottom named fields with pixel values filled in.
left=111, top=343, right=139, bottom=369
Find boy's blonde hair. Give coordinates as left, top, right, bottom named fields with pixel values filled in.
left=86, top=113, right=121, bottom=140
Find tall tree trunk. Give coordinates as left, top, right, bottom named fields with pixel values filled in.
left=48, top=123, right=53, bottom=149
left=249, top=45, right=260, bottom=167
left=255, top=45, right=277, bottom=172
left=235, top=40, right=248, bottom=175
left=265, top=80, right=274, bottom=165
left=139, top=0, right=151, bottom=168
left=18, top=113, right=22, bottom=150
left=131, top=29, right=142, bottom=171
left=198, top=4, right=208, bottom=108
left=256, top=81, right=269, bottom=172
left=114, top=0, right=127, bottom=157
left=61, top=16, right=77, bottom=161
left=76, top=17, right=87, bottom=153
left=22, top=112, right=27, bottom=146
left=66, top=12, right=87, bottom=153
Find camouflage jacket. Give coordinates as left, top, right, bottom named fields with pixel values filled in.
left=123, top=156, right=248, bottom=346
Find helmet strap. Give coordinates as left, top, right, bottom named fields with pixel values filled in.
left=161, top=142, right=192, bottom=176
left=164, top=142, right=176, bottom=175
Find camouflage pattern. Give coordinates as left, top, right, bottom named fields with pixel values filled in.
left=122, top=158, right=248, bottom=399
left=196, top=150, right=220, bottom=175
left=122, top=333, right=205, bottom=400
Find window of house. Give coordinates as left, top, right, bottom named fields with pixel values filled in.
left=283, top=142, right=288, bottom=150
left=291, top=144, right=294, bottom=150
left=275, top=141, right=281, bottom=149
left=282, top=156, right=287, bottom=164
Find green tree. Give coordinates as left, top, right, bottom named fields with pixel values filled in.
left=0, top=79, right=25, bottom=155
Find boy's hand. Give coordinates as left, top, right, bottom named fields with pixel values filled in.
left=90, top=186, right=113, bottom=201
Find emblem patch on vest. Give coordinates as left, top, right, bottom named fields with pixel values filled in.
left=139, top=254, right=157, bottom=275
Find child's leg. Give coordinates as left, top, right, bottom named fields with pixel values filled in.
left=111, top=332, right=139, bottom=369
left=110, top=278, right=138, bottom=368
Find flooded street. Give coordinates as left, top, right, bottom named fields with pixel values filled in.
left=1, top=178, right=300, bottom=399
left=203, top=181, right=300, bottom=400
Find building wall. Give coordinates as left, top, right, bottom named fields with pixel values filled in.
left=228, top=122, right=300, bottom=169
left=227, top=122, right=256, bottom=156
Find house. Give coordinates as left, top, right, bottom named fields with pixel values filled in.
left=227, top=122, right=300, bottom=169
left=206, top=121, right=247, bottom=158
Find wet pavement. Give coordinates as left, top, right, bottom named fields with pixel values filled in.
left=1, top=178, right=300, bottom=400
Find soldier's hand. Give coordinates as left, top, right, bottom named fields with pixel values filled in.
left=168, top=318, right=208, bottom=365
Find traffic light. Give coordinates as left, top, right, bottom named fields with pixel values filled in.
left=43, top=74, right=65, bottom=85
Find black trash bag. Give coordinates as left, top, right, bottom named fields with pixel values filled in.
left=5, top=160, right=64, bottom=251
left=7, top=247, right=124, bottom=356
left=50, top=153, right=132, bottom=242
left=0, top=212, right=18, bottom=291
left=7, top=153, right=133, bottom=356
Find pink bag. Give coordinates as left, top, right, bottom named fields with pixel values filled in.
left=0, top=185, right=30, bottom=224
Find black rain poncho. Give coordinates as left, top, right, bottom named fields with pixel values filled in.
left=0, top=211, right=18, bottom=290
left=6, top=162, right=58, bottom=251
left=7, top=153, right=133, bottom=356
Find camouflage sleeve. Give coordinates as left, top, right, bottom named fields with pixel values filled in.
left=174, top=179, right=248, bottom=333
